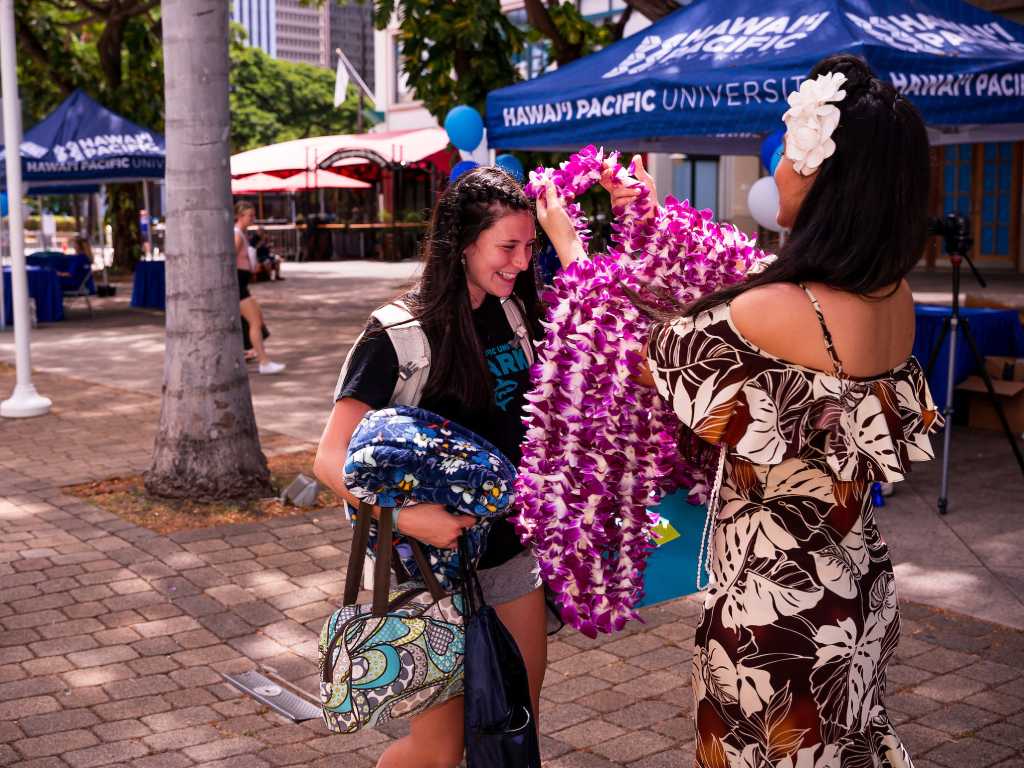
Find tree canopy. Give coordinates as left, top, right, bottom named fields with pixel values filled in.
left=14, top=0, right=163, bottom=129
left=361, top=0, right=675, bottom=124
left=228, top=26, right=364, bottom=153
left=369, top=0, right=524, bottom=122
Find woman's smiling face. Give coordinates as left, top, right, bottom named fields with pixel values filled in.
left=463, top=209, right=536, bottom=307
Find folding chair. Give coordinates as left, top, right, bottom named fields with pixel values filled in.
left=63, top=263, right=94, bottom=318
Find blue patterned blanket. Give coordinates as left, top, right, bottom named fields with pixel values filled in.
left=343, top=407, right=518, bottom=590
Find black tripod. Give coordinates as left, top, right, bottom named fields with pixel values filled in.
left=925, top=214, right=1024, bottom=515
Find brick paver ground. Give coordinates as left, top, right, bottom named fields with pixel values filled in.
left=2, top=265, right=1023, bottom=766
left=1, top=494, right=1023, bottom=768
left=3, top=383, right=1024, bottom=768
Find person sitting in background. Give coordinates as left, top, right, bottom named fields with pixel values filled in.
left=248, top=229, right=284, bottom=282
left=52, top=235, right=94, bottom=283
left=73, top=235, right=94, bottom=265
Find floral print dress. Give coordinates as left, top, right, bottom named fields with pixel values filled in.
left=647, top=287, right=943, bottom=768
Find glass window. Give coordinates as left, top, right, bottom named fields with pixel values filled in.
left=977, top=142, right=1014, bottom=260
left=940, top=142, right=1020, bottom=264
left=942, top=144, right=971, bottom=218
left=393, top=37, right=414, bottom=103
left=672, top=155, right=718, bottom=214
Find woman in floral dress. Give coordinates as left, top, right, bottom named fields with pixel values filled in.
left=615, top=55, right=944, bottom=767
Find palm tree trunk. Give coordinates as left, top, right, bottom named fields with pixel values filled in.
left=109, top=182, right=144, bottom=272
left=146, top=0, right=271, bottom=500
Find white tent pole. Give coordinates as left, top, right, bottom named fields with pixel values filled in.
left=142, top=180, right=154, bottom=258
left=0, top=212, right=7, bottom=332
left=37, top=196, right=45, bottom=250
left=98, top=187, right=111, bottom=286
left=0, top=0, right=51, bottom=418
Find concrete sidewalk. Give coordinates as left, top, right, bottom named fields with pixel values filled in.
left=0, top=262, right=422, bottom=444
left=1, top=260, right=1023, bottom=766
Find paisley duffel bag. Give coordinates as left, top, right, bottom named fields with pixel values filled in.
left=318, top=501, right=466, bottom=733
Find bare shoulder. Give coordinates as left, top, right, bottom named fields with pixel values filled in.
left=731, top=279, right=917, bottom=375
left=893, top=278, right=915, bottom=313
left=729, top=283, right=813, bottom=349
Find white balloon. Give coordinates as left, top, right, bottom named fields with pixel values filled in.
left=459, top=130, right=490, bottom=165
left=469, top=129, right=490, bottom=165
left=747, top=176, right=785, bottom=233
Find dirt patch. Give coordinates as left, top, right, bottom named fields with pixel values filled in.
left=64, top=449, right=342, bottom=534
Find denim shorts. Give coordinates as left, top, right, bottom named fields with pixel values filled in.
left=476, top=548, right=542, bottom=606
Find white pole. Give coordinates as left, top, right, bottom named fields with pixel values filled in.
left=0, top=211, right=6, bottom=332
left=142, top=180, right=154, bottom=258
left=37, top=196, right=45, bottom=250
left=0, top=0, right=51, bottom=418
left=334, top=47, right=375, bottom=105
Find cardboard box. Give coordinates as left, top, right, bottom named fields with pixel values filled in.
left=957, top=355, right=1024, bottom=433
left=984, top=356, right=1024, bottom=383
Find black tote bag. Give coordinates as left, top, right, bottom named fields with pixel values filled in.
left=459, top=537, right=542, bottom=768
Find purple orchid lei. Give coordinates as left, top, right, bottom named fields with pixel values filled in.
left=517, top=145, right=771, bottom=637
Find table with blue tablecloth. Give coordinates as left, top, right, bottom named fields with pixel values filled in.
left=26, top=251, right=96, bottom=295
left=3, top=265, right=64, bottom=324
left=640, top=490, right=708, bottom=607
left=913, top=304, right=1024, bottom=408
left=131, top=260, right=165, bottom=310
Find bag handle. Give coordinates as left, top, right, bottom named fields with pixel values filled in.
left=408, top=539, right=446, bottom=602
left=371, top=504, right=395, bottom=615
left=458, top=534, right=485, bottom=617
left=342, top=500, right=449, bottom=616
left=342, top=501, right=374, bottom=608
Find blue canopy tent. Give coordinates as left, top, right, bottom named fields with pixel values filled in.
left=0, top=89, right=165, bottom=188
left=486, top=0, right=1024, bottom=153
left=0, top=90, right=166, bottom=317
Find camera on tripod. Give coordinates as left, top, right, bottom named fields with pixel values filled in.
left=928, top=213, right=972, bottom=256
left=923, top=209, right=1024, bottom=514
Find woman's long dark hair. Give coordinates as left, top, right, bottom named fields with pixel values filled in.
left=403, top=166, right=543, bottom=410
left=684, top=54, right=930, bottom=317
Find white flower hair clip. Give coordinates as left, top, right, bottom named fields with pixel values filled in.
left=782, top=72, right=848, bottom=175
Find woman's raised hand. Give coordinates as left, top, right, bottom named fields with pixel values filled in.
left=601, top=155, right=657, bottom=219
left=537, top=182, right=586, bottom=268
left=395, top=502, right=476, bottom=549
left=633, top=340, right=657, bottom=388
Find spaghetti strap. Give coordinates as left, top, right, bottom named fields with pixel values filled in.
left=800, top=283, right=845, bottom=378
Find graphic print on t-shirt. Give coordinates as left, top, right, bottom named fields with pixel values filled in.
left=485, top=340, right=529, bottom=411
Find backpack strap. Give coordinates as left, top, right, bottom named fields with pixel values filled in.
left=501, top=296, right=535, bottom=367
left=334, top=299, right=431, bottom=408
left=372, top=300, right=431, bottom=407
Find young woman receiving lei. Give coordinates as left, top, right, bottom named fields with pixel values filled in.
left=315, top=166, right=579, bottom=768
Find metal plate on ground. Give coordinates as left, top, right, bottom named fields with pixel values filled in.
left=223, top=670, right=321, bottom=722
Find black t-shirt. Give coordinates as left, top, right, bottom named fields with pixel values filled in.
left=335, top=294, right=533, bottom=569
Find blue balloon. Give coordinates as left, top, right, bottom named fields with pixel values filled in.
left=760, top=128, right=785, bottom=175
left=450, top=160, right=478, bottom=182
left=494, top=154, right=525, bottom=183
left=444, top=105, right=484, bottom=152
left=769, top=143, right=785, bottom=176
